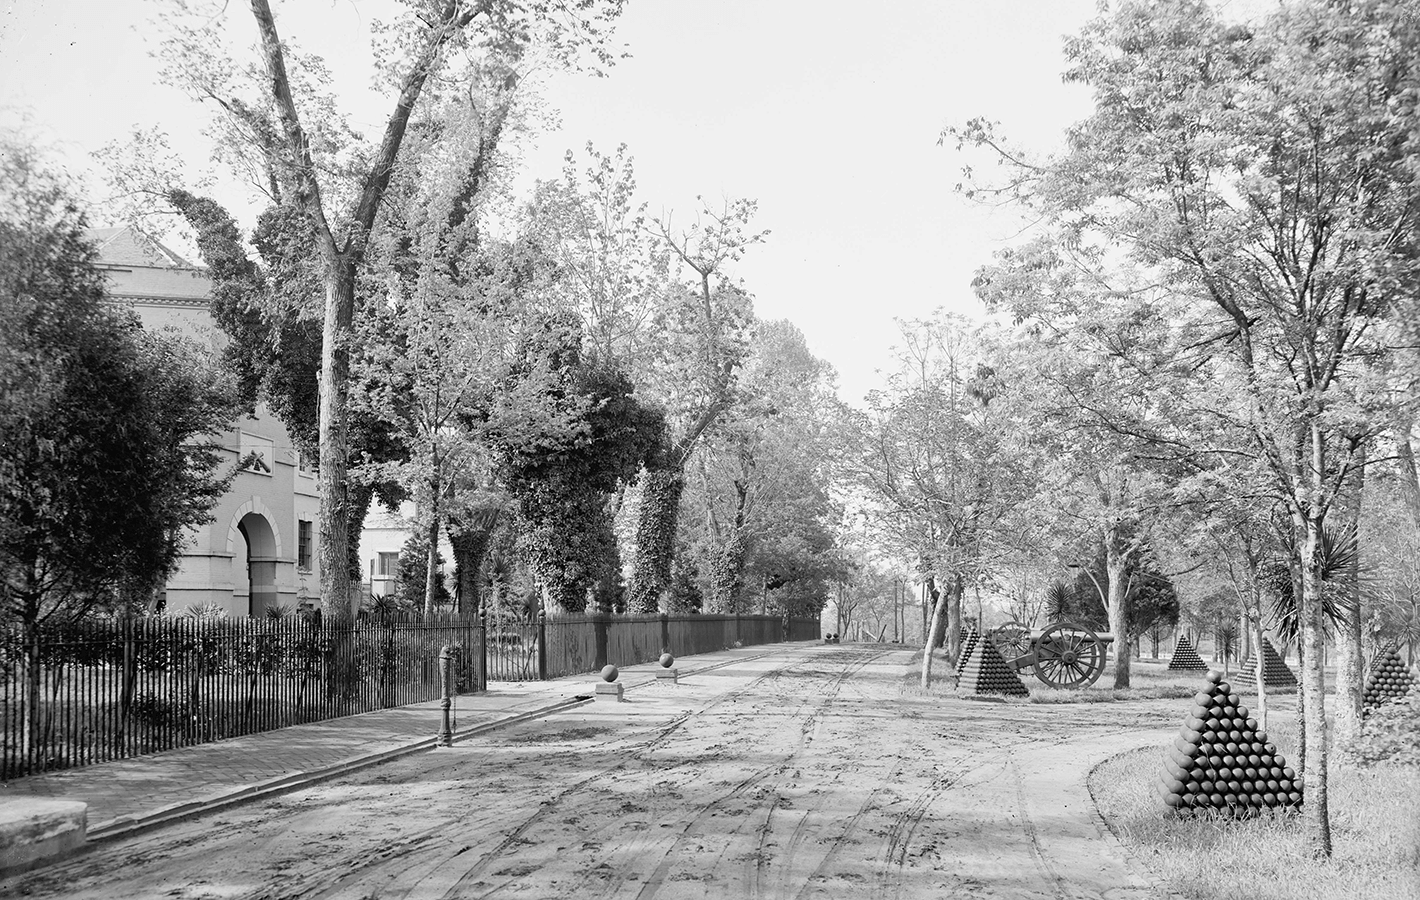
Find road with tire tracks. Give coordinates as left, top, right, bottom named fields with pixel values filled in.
left=7, top=644, right=1180, bottom=899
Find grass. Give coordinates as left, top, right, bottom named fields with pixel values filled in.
left=1089, top=717, right=1420, bottom=900
left=1028, top=659, right=1227, bottom=703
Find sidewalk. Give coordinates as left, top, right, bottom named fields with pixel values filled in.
left=0, top=644, right=799, bottom=842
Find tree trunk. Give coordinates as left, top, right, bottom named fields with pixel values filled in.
left=423, top=508, right=440, bottom=617
left=317, top=257, right=356, bottom=621
left=346, top=483, right=376, bottom=585
left=1396, top=432, right=1420, bottom=529
left=920, top=582, right=950, bottom=690
left=628, top=468, right=684, bottom=612
left=945, top=574, right=962, bottom=665
left=1298, top=510, right=1333, bottom=858
left=1335, top=461, right=1365, bottom=749
left=1105, top=539, right=1132, bottom=689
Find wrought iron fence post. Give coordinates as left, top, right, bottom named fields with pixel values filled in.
left=537, top=610, right=549, bottom=681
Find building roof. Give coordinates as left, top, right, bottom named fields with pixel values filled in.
left=87, top=226, right=211, bottom=304
left=88, top=226, right=196, bottom=269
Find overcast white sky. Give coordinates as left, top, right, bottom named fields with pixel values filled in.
left=1, top=0, right=1114, bottom=403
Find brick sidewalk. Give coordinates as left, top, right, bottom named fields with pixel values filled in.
left=0, top=644, right=799, bottom=837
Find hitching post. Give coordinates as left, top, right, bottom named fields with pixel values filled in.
left=537, top=609, right=549, bottom=680
left=477, top=607, right=488, bottom=691
left=436, top=644, right=454, bottom=748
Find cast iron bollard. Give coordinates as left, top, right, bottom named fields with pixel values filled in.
left=436, top=644, right=454, bottom=747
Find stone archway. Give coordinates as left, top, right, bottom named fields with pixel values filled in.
left=227, top=501, right=281, bottom=618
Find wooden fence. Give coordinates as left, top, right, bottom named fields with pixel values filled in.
left=2, top=611, right=819, bottom=780
left=483, top=611, right=819, bottom=682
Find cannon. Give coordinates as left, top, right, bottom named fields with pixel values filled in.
left=985, top=620, right=1114, bottom=689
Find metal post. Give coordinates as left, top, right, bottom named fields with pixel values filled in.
left=537, top=610, right=549, bottom=680
left=436, top=644, right=453, bottom=747
left=659, top=611, right=671, bottom=658
left=477, top=608, right=488, bottom=691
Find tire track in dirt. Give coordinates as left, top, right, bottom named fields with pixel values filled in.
left=612, top=646, right=891, bottom=900
left=298, top=646, right=887, bottom=900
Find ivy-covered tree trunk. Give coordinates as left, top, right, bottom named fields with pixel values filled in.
left=709, top=528, right=747, bottom=614
left=346, top=483, right=376, bottom=586
left=629, top=468, right=685, bottom=613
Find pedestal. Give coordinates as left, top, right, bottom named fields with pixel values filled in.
left=594, top=681, right=624, bottom=702
left=655, top=667, right=679, bottom=684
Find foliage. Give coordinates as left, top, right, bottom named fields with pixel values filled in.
left=0, top=138, right=238, bottom=628
left=486, top=312, right=663, bottom=612
left=393, top=534, right=450, bottom=611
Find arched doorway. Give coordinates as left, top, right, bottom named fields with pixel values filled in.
left=237, top=512, right=278, bottom=617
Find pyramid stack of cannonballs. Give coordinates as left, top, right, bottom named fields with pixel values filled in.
left=1239, top=638, right=1297, bottom=688
left=955, top=632, right=1029, bottom=697
left=1363, top=649, right=1416, bottom=716
left=954, top=629, right=981, bottom=687
left=1167, top=635, right=1208, bottom=672
left=1159, top=669, right=1301, bottom=817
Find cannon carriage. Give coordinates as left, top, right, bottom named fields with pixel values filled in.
left=983, top=620, right=1114, bottom=689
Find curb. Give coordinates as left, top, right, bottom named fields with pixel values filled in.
left=87, top=694, right=592, bottom=844
left=83, top=646, right=795, bottom=844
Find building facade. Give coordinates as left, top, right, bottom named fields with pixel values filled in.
left=92, top=228, right=322, bottom=616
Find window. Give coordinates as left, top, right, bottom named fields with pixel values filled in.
left=296, top=450, right=314, bottom=479
left=377, top=552, right=399, bottom=577
left=297, top=520, right=313, bottom=572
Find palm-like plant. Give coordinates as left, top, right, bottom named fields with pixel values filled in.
left=1267, top=522, right=1358, bottom=646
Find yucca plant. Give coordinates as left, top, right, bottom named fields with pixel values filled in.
left=1268, top=522, right=1357, bottom=646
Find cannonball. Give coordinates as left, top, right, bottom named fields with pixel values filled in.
left=1217, top=681, right=1231, bottom=694
left=601, top=664, right=619, bottom=682
left=1206, top=670, right=1223, bottom=684
left=659, top=652, right=675, bottom=668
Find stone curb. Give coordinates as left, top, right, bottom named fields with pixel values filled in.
left=85, top=648, right=785, bottom=844
left=87, top=694, right=592, bottom=844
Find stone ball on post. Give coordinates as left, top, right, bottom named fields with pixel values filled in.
left=659, top=652, right=675, bottom=668
left=601, top=664, right=619, bottom=683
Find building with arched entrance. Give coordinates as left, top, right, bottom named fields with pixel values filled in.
left=92, top=227, right=322, bottom=616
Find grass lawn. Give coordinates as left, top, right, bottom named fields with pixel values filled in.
left=1089, top=712, right=1420, bottom=900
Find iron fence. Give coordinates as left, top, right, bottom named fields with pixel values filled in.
left=2, top=611, right=819, bottom=780
left=0, top=616, right=480, bottom=780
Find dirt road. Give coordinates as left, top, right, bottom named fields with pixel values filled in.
left=7, top=644, right=1181, bottom=899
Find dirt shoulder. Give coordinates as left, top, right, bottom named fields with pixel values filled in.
left=5, top=644, right=1184, bottom=900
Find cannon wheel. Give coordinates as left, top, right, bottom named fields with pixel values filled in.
left=1034, top=622, right=1105, bottom=689
left=989, top=620, right=1033, bottom=670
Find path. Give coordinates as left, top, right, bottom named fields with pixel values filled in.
left=3, top=644, right=1181, bottom=899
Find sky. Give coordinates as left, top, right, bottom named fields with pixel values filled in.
left=0, top=0, right=1113, bottom=403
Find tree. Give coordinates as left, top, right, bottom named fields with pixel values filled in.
left=625, top=199, right=765, bottom=612
left=687, top=320, right=841, bottom=615
left=0, top=138, right=239, bottom=744
left=849, top=316, right=1032, bottom=686
left=951, top=0, right=1420, bottom=855
left=486, top=313, right=662, bottom=612
left=159, top=0, right=626, bottom=620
